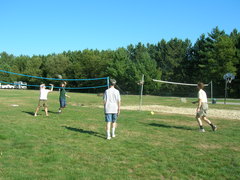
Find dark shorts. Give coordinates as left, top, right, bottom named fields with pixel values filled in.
left=59, top=98, right=67, bottom=108
left=38, top=100, right=48, bottom=107
left=105, top=114, right=118, bottom=123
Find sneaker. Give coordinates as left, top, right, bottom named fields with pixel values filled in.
left=199, top=128, right=205, bottom=132
left=58, top=110, right=62, bottom=113
left=107, top=136, right=111, bottom=140
left=34, top=113, right=37, bottom=117
left=112, top=134, right=116, bottom=138
left=212, top=125, right=217, bottom=131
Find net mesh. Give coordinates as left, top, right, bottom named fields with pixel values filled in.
left=0, top=70, right=109, bottom=90
left=153, top=79, right=211, bottom=98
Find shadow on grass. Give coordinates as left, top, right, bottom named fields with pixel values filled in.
left=62, top=126, right=105, bottom=139
left=149, top=123, right=194, bottom=131
left=47, top=110, right=59, bottom=114
left=22, top=111, right=35, bottom=116
left=22, top=110, right=58, bottom=116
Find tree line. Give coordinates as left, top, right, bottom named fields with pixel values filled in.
left=0, top=27, right=240, bottom=98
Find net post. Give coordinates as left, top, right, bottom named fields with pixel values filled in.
left=210, top=80, right=213, bottom=102
left=223, top=73, right=235, bottom=104
left=107, top=77, right=110, bottom=88
left=224, top=79, right=227, bottom=105
left=139, top=74, right=144, bottom=111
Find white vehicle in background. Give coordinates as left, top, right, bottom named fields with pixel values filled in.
left=0, top=83, right=15, bottom=89
left=0, top=82, right=27, bottom=89
left=14, top=81, right=27, bottom=89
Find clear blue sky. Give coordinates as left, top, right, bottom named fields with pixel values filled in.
left=0, top=0, right=239, bottom=56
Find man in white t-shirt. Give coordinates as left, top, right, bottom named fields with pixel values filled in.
left=103, top=79, right=121, bottom=140
left=196, top=82, right=217, bottom=132
left=34, top=84, right=54, bottom=117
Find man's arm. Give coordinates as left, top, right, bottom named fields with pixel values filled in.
left=196, top=98, right=202, bottom=112
left=65, top=94, right=70, bottom=98
left=103, top=92, right=107, bottom=105
left=49, top=84, right=54, bottom=92
left=117, top=91, right=121, bottom=115
left=117, top=101, right=121, bottom=115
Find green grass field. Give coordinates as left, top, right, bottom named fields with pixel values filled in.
left=0, top=89, right=240, bottom=179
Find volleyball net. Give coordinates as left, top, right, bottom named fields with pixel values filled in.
left=0, top=70, right=109, bottom=90
left=152, top=79, right=213, bottom=99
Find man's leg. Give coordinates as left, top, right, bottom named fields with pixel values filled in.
left=106, top=122, right=112, bottom=139
left=202, top=116, right=217, bottom=131
left=196, top=115, right=205, bottom=132
left=44, top=107, right=49, bottom=116
left=112, top=122, right=117, bottom=137
left=59, top=99, right=64, bottom=113
left=34, top=106, right=40, bottom=116
left=105, top=114, right=112, bottom=139
left=58, top=107, right=62, bottom=113
left=112, top=114, right=118, bottom=137
left=202, top=116, right=211, bottom=124
left=34, top=101, right=41, bottom=116
left=58, top=107, right=64, bottom=113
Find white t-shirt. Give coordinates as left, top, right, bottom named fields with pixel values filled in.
left=104, top=87, right=121, bottom=114
left=198, top=89, right=208, bottom=103
left=39, top=88, right=50, bottom=100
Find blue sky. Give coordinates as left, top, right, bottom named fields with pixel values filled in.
left=0, top=0, right=240, bottom=56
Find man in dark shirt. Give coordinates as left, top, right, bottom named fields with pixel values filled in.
left=58, top=82, right=70, bottom=113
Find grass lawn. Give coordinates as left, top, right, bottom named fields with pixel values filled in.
left=0, top=89, right=240, bottom=179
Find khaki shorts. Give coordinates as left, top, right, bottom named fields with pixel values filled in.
left=196, top=103, right=208, bottom=117
left=38, top=100, right=48, bottom=107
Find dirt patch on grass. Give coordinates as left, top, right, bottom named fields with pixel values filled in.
left=121, top=105, right=240, bottom=120
left=230, top=147, right=240, bottom=152
left=195, top=144, right=222, bottom=150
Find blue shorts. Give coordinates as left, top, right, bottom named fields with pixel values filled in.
left=59, top=98, right=66, bottom=108
left=105, top=114, right=118, bottom=123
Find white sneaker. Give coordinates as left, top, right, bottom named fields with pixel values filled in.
left=34, top=113, right=37, bottom=117
left=107, top=136, right=111, bottom=140
left=58, top=110, right=62, bottom=113
left=112, top=134, right=116, bottom=138
left=199, top=129, right=205, bottom=132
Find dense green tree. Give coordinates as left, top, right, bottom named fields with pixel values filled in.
left=230, top=29, right=240, bottom=97
left=191, top=27, right=238, bottom=97
left=0, top=52, right=15, bottom=82
left=0, top=27, right=240, bottom=97
left=106, top=48, right=134, bottom=93
left=133, top=43, right=161, bottom=94
left=152, top=38, right=192, bottom=95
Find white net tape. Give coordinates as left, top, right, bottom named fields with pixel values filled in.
left=152, top=79, right=209, bottom=86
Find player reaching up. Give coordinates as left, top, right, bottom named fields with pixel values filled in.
left=34, top=84, right=54, bottom=117
left=58, top=81, right=70, bottom=113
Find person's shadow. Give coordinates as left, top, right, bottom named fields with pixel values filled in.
left=48, top=110, right=59, bottom=114
left=22, top=111, right=35, bottom=116
left=149, top=123, right=193, bottom=131
left=62, top=126, right=105, bottom=139
left=22, top=110, right=58, bottom=116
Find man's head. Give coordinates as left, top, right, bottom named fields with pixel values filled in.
left=61, top=81, right=67, bottom=87
left=40, top=84, right=46, bottom=89
left=110, top=79, right=116, bottom=87
left=197, top=82, right=204, bottom=90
